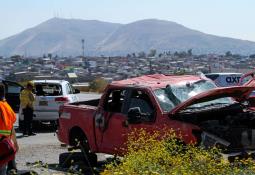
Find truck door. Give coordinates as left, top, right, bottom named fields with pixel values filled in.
left=125, top=88, right=157, bottom=134
left=95, top=88, right=157, bottom=155
left=94, top=88, right=129, bottom=154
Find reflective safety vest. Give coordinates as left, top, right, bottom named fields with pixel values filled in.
left=0, top=100, right=16, bottom=137
left=20, top=89, right=35, bottom=109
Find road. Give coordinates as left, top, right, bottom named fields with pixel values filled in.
left=15, top=93, right=105, bottom=175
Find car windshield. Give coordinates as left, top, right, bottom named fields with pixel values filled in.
left=154, top=80, right=234, bottom=112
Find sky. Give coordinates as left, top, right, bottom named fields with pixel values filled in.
left=0, top=0, right=255, bottom=41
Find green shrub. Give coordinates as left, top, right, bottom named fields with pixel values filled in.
left=102, top=129, right=255, bottom=175
left=89, top=78, right=108, bottom=93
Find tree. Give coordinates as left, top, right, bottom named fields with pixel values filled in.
left=174, top=51, right=179, bottom=57
left=187, top=49, right=193, bottom=56
left=148, top=49, right=157, bottom=57
left=126, top=54, right=132, bottom=58
left=10, top=55, right=22, bottom=62
left=138, top=51, right=146, bottom=58
left=249, top=54, right=255, bottom=59
left=89, top=78, right=108, bottom=93
left=174, top=51, right=187, bottom=58
left=225, top=51, right=232, bottom=57
left=54, top=54, right=59, bottom=59
left=48, top=53, right=52, bottom=59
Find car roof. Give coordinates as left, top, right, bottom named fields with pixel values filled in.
left=205, top=73, right=243, bottom=75
left=33, top=80, right=68, bottom=84
left=112, top=74, right=204, bottom=89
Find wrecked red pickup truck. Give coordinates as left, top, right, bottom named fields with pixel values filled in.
left=57, top=74, right=255, bottom=162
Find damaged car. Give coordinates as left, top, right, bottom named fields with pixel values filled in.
left=157, top=80, right=255, bottom=158
left=57, top=74, right=255, bottom=163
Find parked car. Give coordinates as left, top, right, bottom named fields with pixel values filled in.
left=205, top=73, right=243, bottom=87
left=205, top=71, right=255, bottom=104
left=0, top=79, right=23, bottom=112
left=57, top=74, right=255, bottom=164
left=19, top=80, right=80, bottom=128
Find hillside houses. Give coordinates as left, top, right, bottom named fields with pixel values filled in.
left=1, top=53, right=254, bottom=83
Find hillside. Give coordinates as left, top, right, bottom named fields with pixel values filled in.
left=1, top=18, right=255, bottom=56
left=0, top=18, right=122, bottom=56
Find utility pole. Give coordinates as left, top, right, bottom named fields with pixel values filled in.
left=81, top=39, right=85, bottom=58
left=150, top=58, right=153, bottom=74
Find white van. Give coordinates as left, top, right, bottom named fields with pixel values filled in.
left=205, top=73, right=243, bottom=87
left=19, top=80, right=80, bottom=127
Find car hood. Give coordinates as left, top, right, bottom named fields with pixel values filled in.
left=169, top=86, right=254, bottom=115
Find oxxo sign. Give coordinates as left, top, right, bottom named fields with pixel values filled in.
left=225, top=76, right=241, bottom=84
left=205, top=73, right=243, bottom=87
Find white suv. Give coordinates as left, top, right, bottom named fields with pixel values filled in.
left=19, top=80, right=80, bottom=127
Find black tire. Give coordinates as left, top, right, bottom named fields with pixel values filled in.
left=50, top=121, right=57, bottom=131
left=76, top=136, right=97, bottom=167
left=59, top=152, right=84, bottom=167
left=70, top=131, right=98, bottom=166
left=59, top=152, right=97, bottom=168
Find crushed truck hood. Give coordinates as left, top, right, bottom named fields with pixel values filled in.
left=169, top=86, right=254, bottom=115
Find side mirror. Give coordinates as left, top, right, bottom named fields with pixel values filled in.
left=74, top=89, right=80, bottom=94
left=127, top=107, right=142, bottom=124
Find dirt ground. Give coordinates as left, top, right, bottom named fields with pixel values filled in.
left=14, top=124, right=111, bottom=175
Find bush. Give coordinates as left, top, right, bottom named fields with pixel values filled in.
left=102, top=129, right=255, bottom=175
left=89, top=78, right=108, bottom=93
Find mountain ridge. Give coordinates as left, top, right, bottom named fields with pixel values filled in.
left=1, top=18, right=255, bottom=56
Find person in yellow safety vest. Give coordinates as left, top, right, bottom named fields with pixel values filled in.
left=0, top=83, right=18, bottom=175
left=20, top=81, right=36, bottom=136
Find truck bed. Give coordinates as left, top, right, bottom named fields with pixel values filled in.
left=70, top=98, right=100, bottom=107
left=58, top=99, right=99, bottom=147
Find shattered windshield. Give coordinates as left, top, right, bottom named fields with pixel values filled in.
left=154, top=80, right=234, bottom=112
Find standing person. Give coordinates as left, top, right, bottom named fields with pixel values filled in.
left=20, top=81, right=36, bottom=136
left=0, top=83, right=18, bottom=175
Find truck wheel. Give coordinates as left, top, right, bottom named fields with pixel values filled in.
left=59, top=152, right=97, bottom=172
left=50, top=121, right=57, bottom=130
left=78, top=138, right=97, bottom=166
left=83, top=152, right=97, bottom=167
left=59, top=152, right=97, bottom=168
left=71, top=133, right=98, bottom=166
left=59, top=152, right=85, bottom=167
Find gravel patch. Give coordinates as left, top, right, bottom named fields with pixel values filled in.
left=14, top=131, right=111, bottom=174
left=15, top=133, right=68, bottom=174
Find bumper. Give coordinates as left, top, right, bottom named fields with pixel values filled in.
left=221, top=150, right=255, bottom=162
